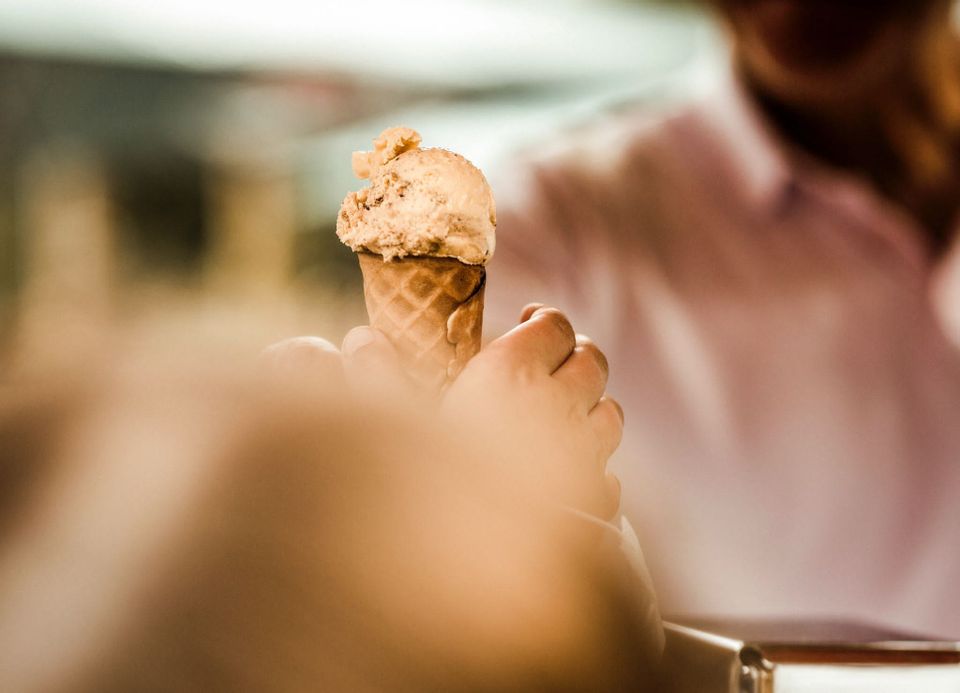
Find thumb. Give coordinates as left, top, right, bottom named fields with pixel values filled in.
left=341, top=326, right=410, bottom=396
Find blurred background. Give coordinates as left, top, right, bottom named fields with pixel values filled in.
left=0, top=0, right=718, bottom=361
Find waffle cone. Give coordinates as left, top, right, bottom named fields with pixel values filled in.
left=357, top=252, right=485, bottom=391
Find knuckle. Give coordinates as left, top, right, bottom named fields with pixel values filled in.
left=566, top=353, right=604, bottom=398
left=479, top=337, right=519, bottom=367
left=578, top=342, right=609, bottom=377
left=535, top=307, right=575, bottom=344
left=473, top=342, right=534, bottom=384
left=596, top=347, right=610, bottom=376
left=596, top=398, right=624, bottom=440
left=603, top=396, right=624, bottom=425
left=520, top=302, right=546, bottom=322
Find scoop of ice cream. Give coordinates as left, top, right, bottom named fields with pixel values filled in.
left=337, top=127, right=496, bottom=265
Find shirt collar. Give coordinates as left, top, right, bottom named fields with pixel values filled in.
left=693, top=59, right=797, bottom=217
left=691, top=58, right=935, bottom=271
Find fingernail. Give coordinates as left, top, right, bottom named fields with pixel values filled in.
left=612, top=399, right=624, bottom=424
left=520, top=302, right=546, bottom=323
left=342, top=326, right=376, bottom=356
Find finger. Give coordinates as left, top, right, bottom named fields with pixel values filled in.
left=553, top=335, right=609, bottom=408
left=519, top=302, right=546, bottom=324
left=341, top=326, right=409, bottom=396
left=579, top=472, right=621, bottom=522
left=589, top=396, right=624, bottom=464
left=260, top=337, right=344, bottom=389
left=600, top=473, right=622, bottom=521
left=485, top=306, right=577, bottom=375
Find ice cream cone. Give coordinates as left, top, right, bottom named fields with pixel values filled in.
left=358, top=252, right=485, bottom=392
left=338, top=128, right=495, bottom=391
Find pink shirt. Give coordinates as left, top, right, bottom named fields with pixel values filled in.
left=487, top=71, right=960, bottom=637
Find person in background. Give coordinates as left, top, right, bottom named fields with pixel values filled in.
left=0, top=308, right=662, bottom=692
left=488, top=0, right=960, bottom=635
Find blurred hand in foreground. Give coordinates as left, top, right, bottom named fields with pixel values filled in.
left=0, top=338, right=658, bottom=692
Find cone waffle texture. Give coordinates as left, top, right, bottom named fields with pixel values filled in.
left=358, top=252, right=485, bottom=391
